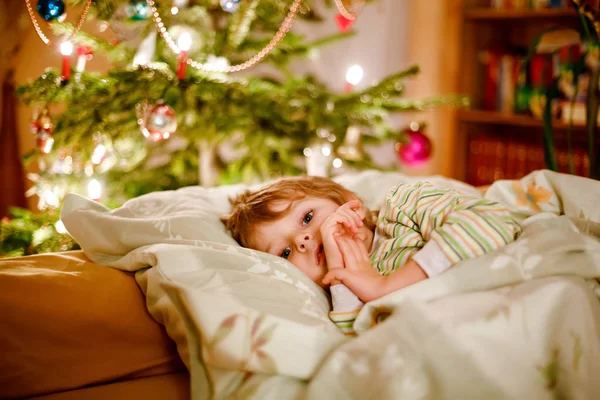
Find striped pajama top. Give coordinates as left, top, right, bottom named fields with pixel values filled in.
left=330, top=181, right=522, bottom=335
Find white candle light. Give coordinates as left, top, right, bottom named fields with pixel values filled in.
left=177, top=32, right=192, bottom=80
left=60, top=41, right=73, bottom=80
left=346, top=64, right=363, bottom=85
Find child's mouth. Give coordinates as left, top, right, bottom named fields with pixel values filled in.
left=315, top=244, right=323, bottom=266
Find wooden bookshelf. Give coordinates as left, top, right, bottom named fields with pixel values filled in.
left=458, top=110, right=589, bottom=130
left=452, top=0, right=589, bottom=185
left=464, top=8, right=578, bottom=20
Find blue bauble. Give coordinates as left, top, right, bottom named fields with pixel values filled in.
left=37, top=0, right=66, bottom=22
left=126, top=0, right=152, bottom=21
left=220, top=0, right=241, bottom=13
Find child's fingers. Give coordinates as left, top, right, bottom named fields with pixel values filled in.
left=336, top=208, right=362, bottom=233
left=336, top=235, right=362, bottom=269
left=334, top=212, right=356, bottom=233
left=322, top=268, right=351, bottom=286
left=343, top=207, right=364, bottom=228
left=353, top=235, right=371, bottom=263
left=345, top=199, right=366, bottom=220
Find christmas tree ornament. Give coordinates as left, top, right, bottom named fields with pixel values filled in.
left=335, top=14, right=354, bottom=33
left=396, top=127, right=432, bottom=168
left=91, top=133, right=107, bottom=165
left=36, top=132, right=55, bottom=155
left=220, top=0, right=241, bottom=13
left=146, top=0, right=302, bottom=73
left=305, top=129, right=333, bottom=177
left=36, top=0, right=66, bottom=22
left=91, top=133, right=117, bottom=173
left=32, top=110, right=55, bottom=155
left=176, top=32, right=192, bottom=80
left=132, top=32, right=157, bottom=67
left=338, top=126, right=364, bottom=161
left=204, top=55, right=231, bottom=71
left=75, top=46, right=93, bottom=73
left=26, top=0, right=91, bottom=45
left=334, top=0, right=365, bottom=21
left=60, top=41, right=73, bottom=81
left=126, top=0, right=152, bottom=21
left=137, top=101, right=177, bottom=142
left=51, top=149, right=74, bottom=174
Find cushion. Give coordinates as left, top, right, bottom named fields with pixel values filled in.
left=0, top=251, right=185, bottom=399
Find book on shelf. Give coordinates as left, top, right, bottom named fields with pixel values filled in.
left=490, top=0, right=574, bottom=9
left=481, top=50, right=523, bottom=113
left=480, top=40, right=597, bottom=122
left=466, top=133, right=589, bottom=186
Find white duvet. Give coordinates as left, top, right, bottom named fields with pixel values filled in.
left=62, top=170, right=600, bottom=399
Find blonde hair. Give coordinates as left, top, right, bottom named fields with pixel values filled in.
left=221, top=176, right=374, bottom=249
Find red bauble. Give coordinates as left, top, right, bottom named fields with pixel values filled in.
left=335, top=13, right=354, bottom=33
left=140, top=101, right=177, bottom=142
left=396, top=130, right=432, bottom=168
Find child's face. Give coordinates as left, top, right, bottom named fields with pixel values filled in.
left=252, top=196, right=372, bottom=288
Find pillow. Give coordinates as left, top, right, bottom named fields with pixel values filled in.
left=0, top=251, right=185, bottom=399
left=125, top=242, right=344, bottom=399
left=61, top=170, right=480, bottom=266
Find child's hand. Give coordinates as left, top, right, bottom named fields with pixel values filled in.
left=320, top=200, right=365, bottom=270
left=322, top=235, right=386, bottom=303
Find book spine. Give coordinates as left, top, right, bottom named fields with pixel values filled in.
left=483, top=50, right=500, bottom=111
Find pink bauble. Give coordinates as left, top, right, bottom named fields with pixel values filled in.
left=335, top=13, right=354, bottom=33
left=396, top=130, right=432, bottom=167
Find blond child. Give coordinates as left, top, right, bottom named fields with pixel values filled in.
left=221, top=176, right=521, bottom=335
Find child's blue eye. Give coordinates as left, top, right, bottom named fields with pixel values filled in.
left=303, top=211, right=313, bottom=225
left=281, top=247, right=291, bottom=259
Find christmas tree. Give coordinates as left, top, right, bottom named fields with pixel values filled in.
left=1, top=0, right=466, bottom=257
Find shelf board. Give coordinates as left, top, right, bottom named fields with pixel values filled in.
left=464, top=8, right=578, bottom=20
left=458, top=109, right=586, bottom=130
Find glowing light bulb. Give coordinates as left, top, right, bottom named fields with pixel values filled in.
left=91, top=144, right=106, bottom=164
left=345, top=65, right=364, bottom=85
left=88, top=179, right=102, bottom=200
left=177, top=32, right=192, bottom=52
left=60, top=41, right=73, bottom=56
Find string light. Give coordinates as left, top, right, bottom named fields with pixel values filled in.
left=25, top=0, right=92, bottom=45
left=146, top=0, right=303, bottom=72
left=333, top=0, right=365, bottom=21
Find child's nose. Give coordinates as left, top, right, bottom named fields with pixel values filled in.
left=295, top=233, right=315, bottom=251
